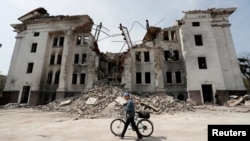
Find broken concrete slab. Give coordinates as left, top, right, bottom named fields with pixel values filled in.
left=227, top=97, right=244, bottom=107
left=115, top=96, right=126, bottom=105
left=59, top=100, right=71, bottom=106
left=244, top=100, right=250, bottom=106
left=86, top=97, right=98, bottom=105
left=108, top=101, right=116, bottom=107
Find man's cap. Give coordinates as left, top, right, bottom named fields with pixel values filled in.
left=123, top=92, right=130, bottom=97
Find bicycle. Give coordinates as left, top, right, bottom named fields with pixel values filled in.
left=110, top=110, right=154, bottom=137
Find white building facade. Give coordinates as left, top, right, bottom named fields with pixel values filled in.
left=1, top=7, right=246, bottom=106
left=2, top=8, right=99, bottom=105
left=179, top=8, right=246, bottom=104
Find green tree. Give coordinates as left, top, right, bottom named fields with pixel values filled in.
left=238, top=53, right=250, bottom=92
left=0, top=73, right=6, bottom=95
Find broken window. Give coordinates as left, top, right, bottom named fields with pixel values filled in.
left=50, top=55, right=55, bottom=65
left=34, top=32, right=39, bottom=37
left=80, top=73, right=86, bottom=84
left=74, top=54, right=79, bottom=64
left=82, top=54, right=87, bottom=64
left=144, top=51, right=150, bottom=62
left=145, top=72, right=151, bottom=84
left=31, top=43, right=37, bottom=53
left=164, top=50, right=170, bottom=61
left=198, top=57, right=207, bottom=69
left=163, top=31, right=169, bottom=41
left=83, top=36, right=89, bottom=44
left=27, top=63, right=34, bottom=73
left=54, top=71, right=60, bottom=84
left=171, top=31, right=176, bottom=41
left=173, top=50, right=179, bottom=61
left=175, top=71, right=182, bottom=83
left=166, top=72, right=172, bottom=83
left=47, top=72, right=53, bottom=84
left=53, top=37, right=58, bottom=46
left=194, top=35, right=203, bottom=46
left=59, top=37, right=64, bottom=46
left=72, top=73, right=77, bottom=84
left=57, top=54, right=62, bottom=64
left=76, top=36, right=82, bottom=45
left=192, top=22, right=200, bottom=27
left=136, top=72, right=142, bottom=84
left=135, top=52, right=141, bottom=62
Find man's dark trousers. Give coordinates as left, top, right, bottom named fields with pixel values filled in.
left=121, top=117, right=142, bottom=139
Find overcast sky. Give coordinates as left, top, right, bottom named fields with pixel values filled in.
left=0, top=0, right=249, bottom=75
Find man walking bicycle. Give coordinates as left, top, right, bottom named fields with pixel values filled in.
left=119, top=92, right=143, bottom=141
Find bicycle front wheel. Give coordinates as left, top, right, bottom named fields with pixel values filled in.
left=137, top=119, right=154, bottom=137
left=110, top=119, right=125, bottom=136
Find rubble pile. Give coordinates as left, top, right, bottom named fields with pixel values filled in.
left=226, top=94, right=250, bottom=107
left=39, top=85, right=193, bottom=119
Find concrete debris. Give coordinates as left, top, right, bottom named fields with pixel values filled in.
left=227, top=97, right=244, bottom=107
left=226, top=94, right=250, bottom=107
left=245, top=101, right=250, bottom=106
left=3, top=103, right=30, bottom=108
left=38, top=85, right=194, bottom=119
left=115, top=96, right=126, bottom=105
left=86, top=97, right=98, bottom=105
left=59, top=100, right=71, bottom=106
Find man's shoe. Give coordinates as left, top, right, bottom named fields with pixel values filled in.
left=118, top=134, right=124, bottom=139
left=136, top=138, right=143, bottom=141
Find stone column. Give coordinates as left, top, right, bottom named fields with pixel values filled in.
left=56, top=29, right=72, bottom=99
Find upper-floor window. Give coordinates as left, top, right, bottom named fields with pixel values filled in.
left=194, top=35, right=203, bottom=46
left=164, top=50, right=179, bottom=61
left=72, top=73, right=77, bottom=84
left=145, top=72, right=151, bottom=84
left=171, top=31, right=176, bottom=41
left=82, top=54, right=87, bottom=64
left=198, top=57, right=207, bottom=69
left=83, top=36, right=89, bottom=44
left=76, top=36, right=82, bottom=45
left=173, top=50, right=179, bottom=61
left=175, top=71, right=182, bottom=83
left=59, top=37, right=64, bottom=46
left=164, top=30, right=177, bottom=41
left=75, top=35, right=89, bottom=45
left=74, top=54, right=79, bottom=64
left=50, top=55, right=55, bottom=65
left=53, top=37, right=64, bottom=47
left=136, top=72, right=142, bottom=84
left=57, top=54, right=62, bottom=64
left=144, top=51, right=150, bottom=62
left=166, top=71, right=172, bottom=83
left=80, top=73, right=86, bottom=84
left=135, top=52, right=141, bottom=62
left=34, top=32, right=40, bottom=37
left=27, top=63, right=34, bottom=73
left=54, top=71, right=60, bottom=84
left=31, top=43, right=37, bottom=53
left=47, top=72, right=53, bottom=84
left=164, top=31, right=169, bottom=41
left=192, top=22, right=200, bottom=27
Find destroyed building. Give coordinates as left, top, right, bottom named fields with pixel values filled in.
left=1, top=7, right=247, bottom=106
left=118, top=7, right=246, bottom=104
left=2, top=8, right=100, bottom=105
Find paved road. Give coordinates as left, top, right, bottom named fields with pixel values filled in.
left=0, top=108, right=250, bottom=141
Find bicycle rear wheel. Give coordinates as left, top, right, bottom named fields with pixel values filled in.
left=137, top=119, right=154, bottom=137
left=110, top=119, right=125, bottom=136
